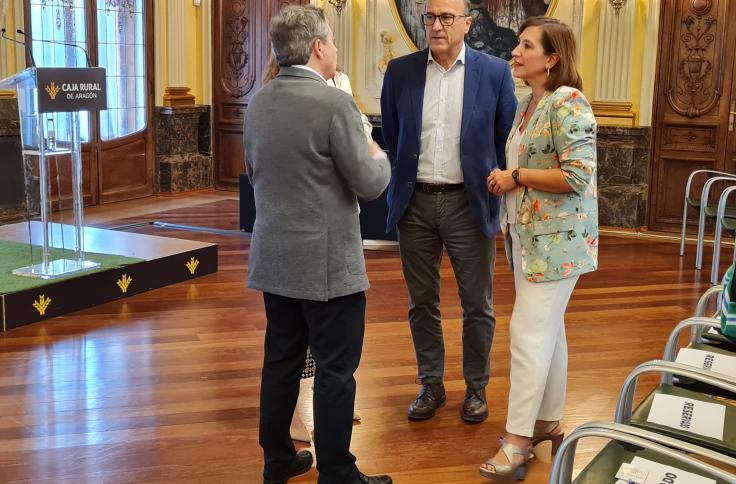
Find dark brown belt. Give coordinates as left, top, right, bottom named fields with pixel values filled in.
left=415, top=182, right=464, bottom=193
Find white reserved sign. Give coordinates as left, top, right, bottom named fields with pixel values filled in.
left=675, top=347, right=736, bottom=379
left=647, top=393, right=725, bottom=440
left=624, top=457, right=717, bottom=484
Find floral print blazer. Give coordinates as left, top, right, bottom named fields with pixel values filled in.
left=500, top=86, right=598, bottom=282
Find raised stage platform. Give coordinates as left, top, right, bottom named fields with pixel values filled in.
left=0, top=221, right=217, bottom=331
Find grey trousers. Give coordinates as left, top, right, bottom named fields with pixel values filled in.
left=397, top=190, right=496, bottom=390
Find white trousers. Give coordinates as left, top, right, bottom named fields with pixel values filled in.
left=506, top=227, right=579, bottom=437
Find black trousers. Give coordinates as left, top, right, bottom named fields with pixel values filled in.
left=260, top=291, right=366, bottom=484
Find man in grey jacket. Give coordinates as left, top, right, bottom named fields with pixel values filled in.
left=244, top=6, right=392, bottom=484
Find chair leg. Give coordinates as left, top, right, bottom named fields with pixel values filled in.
left=696, top=205, right=707, bottom=270
left=711, top=217, right=724, bottom=285
left=680, top=198, right=689, bottom=257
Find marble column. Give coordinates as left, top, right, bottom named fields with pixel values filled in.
left=593, top=0, right=636, bottom=126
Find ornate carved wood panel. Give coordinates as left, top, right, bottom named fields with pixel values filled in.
left=222, top=1, right=257, bottom=100
left=649, top=0, right=736, bottom=231
left=212, top=0, right=309, bottom=191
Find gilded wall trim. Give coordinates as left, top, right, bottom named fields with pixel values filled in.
left=591, top=100, right=636, bottom=126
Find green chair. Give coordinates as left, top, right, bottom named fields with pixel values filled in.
left=615, top=360, right=736, bottom=457
left=712, top=186, right=736, bottom=285
left=550, top=421, right=736, bottom=484
left=679, top=171, right=736, bottom=270
left=665, top=284, right=736, bottom=397
left=667, top=285, right=736, bottom=357
left=662, top=315, right=735, bottom=398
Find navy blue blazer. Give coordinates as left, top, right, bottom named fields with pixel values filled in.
left=380, top=45, right=517, bottom=238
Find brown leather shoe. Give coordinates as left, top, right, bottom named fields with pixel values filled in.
left=461, top=387, right=488, bottom=423
left=408, top=383, right=446, bottom=420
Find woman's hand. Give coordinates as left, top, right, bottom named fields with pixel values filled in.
left=487, top=169, right=516, bottom=196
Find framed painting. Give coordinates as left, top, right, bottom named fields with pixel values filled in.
left=391, top=0, right=557, bottom=60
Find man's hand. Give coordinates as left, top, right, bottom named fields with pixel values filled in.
left=368, top=140, right=384, bottom=158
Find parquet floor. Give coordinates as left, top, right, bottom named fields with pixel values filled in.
left=0, top=193, right=727, bottom=483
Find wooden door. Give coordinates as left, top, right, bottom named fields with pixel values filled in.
left=24, top=0, right=155, bottom=205
left=648, top=0, right=736, bottom=232
left=212, top=0, right=308, bottom=191
left=94, top=0, right=155, bottom=203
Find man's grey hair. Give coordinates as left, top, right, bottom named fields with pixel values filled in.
left=270, top=5, right=330, bottom=67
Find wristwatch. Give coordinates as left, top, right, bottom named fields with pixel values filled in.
left=511, top=168, right=520, bottom=186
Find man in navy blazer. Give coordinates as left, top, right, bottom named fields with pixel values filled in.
left=381, top=0, right=516, bottom=423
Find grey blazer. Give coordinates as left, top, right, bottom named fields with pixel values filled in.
left=244, top=67, right=390, bottom=301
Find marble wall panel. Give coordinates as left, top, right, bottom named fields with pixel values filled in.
left=596, top=126, right=651, bottom=228
left=155, top=105, right=213, bottom=192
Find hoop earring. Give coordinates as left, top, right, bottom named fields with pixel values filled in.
left=545, top=65, right=550, bottom=78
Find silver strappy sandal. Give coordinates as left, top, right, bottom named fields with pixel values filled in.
left=479, top=437, right=533, bottom=481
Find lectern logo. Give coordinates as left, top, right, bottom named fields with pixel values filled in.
left=45, top=82, right=61, bottom=100
left=116, top=274, right=133, bottom=293
left=33, top=294, right=52, bottom=316
left=186, top=257, right=200, bottom=275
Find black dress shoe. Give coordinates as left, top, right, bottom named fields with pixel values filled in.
left=356, top=473, right=393, bottom=484
left=408, top=383, right=446, bottom=420
left=461, top=387, right=488, bottom=423
left=263, top=449, right=313, bottom=484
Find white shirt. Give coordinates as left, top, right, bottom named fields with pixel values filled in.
left=292, top=64, right=326, bottom=82
left=505, top=126, right=522, bottom=224
left=417, top=44, right=466, bottom=184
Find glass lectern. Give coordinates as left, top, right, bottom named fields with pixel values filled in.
left=0, top=67, right=106, bottom=278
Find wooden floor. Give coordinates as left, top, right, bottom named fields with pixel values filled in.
left=0, top=192, right=728, bottom=483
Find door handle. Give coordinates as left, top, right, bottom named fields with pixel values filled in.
left=730, top=102, right=736, bottom=132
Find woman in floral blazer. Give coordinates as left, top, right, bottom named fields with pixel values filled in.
left=501, top=86, right=598, bottom=282
left=480, top=17, right=598, bottom=481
